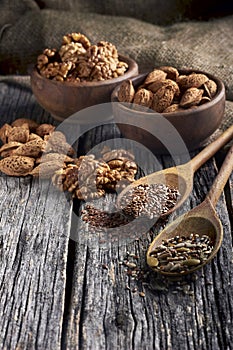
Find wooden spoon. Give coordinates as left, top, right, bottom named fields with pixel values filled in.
left=146, top=143, right=233, bottom=276
left=117, top=125, right=233, bottom=216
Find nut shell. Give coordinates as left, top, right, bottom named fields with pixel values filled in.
left=13, top=139, right=46, bottom=158
left=180, top=88, right=204, bottom=108
left=144, top=69, right=167, bottom=85
left=178, top=73, right=209, bottom=89
left=133, top=88, right=153, bottom=108
left=0, top=156, right=35, bottom=176
left=118, top=80, right=135, bottom=103
left=152, top=86, right=175, bottom=113
left=11, top=118, right=39, bottom=131
left=8, top=126, right=30, bottom=143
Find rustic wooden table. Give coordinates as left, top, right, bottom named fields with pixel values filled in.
left=0, top=76, right=232, bottom=350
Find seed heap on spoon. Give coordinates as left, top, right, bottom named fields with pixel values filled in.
left=148, top=233, right=214, bottom=273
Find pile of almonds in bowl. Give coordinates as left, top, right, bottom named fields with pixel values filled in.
left=0, top=119, right=138, bottom=201
left=117, top=66, right=218, bottom=113
left=36, top=32, right=129, bottom=82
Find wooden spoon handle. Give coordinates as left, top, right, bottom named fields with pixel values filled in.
left=190, top=125, right=233, bottom=172
left=207, top=143, right=233, bottom=207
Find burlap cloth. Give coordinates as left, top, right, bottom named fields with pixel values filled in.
left=0, top=6, right=233, bottom=100
left=0, top=2, right=232, bottom=144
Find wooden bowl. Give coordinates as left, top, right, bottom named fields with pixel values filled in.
left=30, top=55, right=138, bottom=122
left=111, top=70, right=225, bottom=154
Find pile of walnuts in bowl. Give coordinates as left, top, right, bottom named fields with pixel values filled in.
left=36, top=32, right=128, bottom=82
left=117, top=66, right=218, bottom=113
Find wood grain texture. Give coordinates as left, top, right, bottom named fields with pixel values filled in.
left=0, top=77, right=71, bottom=349
left=64, top=130, right=233, bottom=349
left=0, top=76, right=232, bottom=350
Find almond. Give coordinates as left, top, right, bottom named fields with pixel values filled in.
left=0, top=141, right=22, bottom=158
left=118, top=79, right=135, bottom=103
left=44, top=131, right=67, bottom=143
left=36, top=124, right=56, bottom=137
left=159, top=66, right=179, bottom=81
left=29, top=161, right=64, bottom=178
left=13, top=138, right=46, bottom=158
left=0, top=155, right=35, bottom=176
left=199, top=96, right=211, bottom=105
left=203, top=80, right=217, bottom=98
left=178, top=73, right=209, bottom=89
left=8, top=126, right=30, bottom=143
left=29, top=133, right=44, bottom=141
left=45, top=134, right=75, bottom=156
left=180, top=88, right=204, bottom=108
left=148, top=79, right=180, bottom=97
left=36, top=153, right=74, bottom=164
left=0, top=123, right=12, bottom=144
left=133, top=88, right=153, bottom=108
left=11, top=118, right=39, bottom=131
left=163, top=104, right=180, bottom=113
left=144, top=69, right=167, bottom=85
left=151, top=86, right=175, bottom=113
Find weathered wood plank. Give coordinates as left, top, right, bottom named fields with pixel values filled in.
left=0, top=77, right=72, bottom=349
left=0, top=76, right=232, bottom=350
left=0, top=177, right=72, bottom=349
left=65, top=127, right=233, bottom=350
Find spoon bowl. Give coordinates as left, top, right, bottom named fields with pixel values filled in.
left=117, top=125, right=233, bottom=216
left=147, top=144, right=233, bottom=276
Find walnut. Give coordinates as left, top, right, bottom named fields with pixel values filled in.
left=118, top=80, right=135, bottom=103
left=59, top=43, right=86, bottom=63
left=99, top=148, right=137, bottom=192
left=76, top=61, right=93, bottom=79
left=40, top=61, right=73, bottom=80
left=0, top=156, right=35, bottom=176
left=52, top=162, right=105, bottom=201
left=62, top=33, right=91, bottom=49
left=37, top=48, right=57, bottom=70
left=36, top=33, right=128, bottom=82
left=52, top=149, right=137, bottom=200
left=43, top=48, right=57, bottom=58
left=37, top=54, right=49, bottom=70
left=101, top=149, right=135, bottom=162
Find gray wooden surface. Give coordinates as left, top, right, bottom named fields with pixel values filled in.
left=0, top=77, right=232, bottom=350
